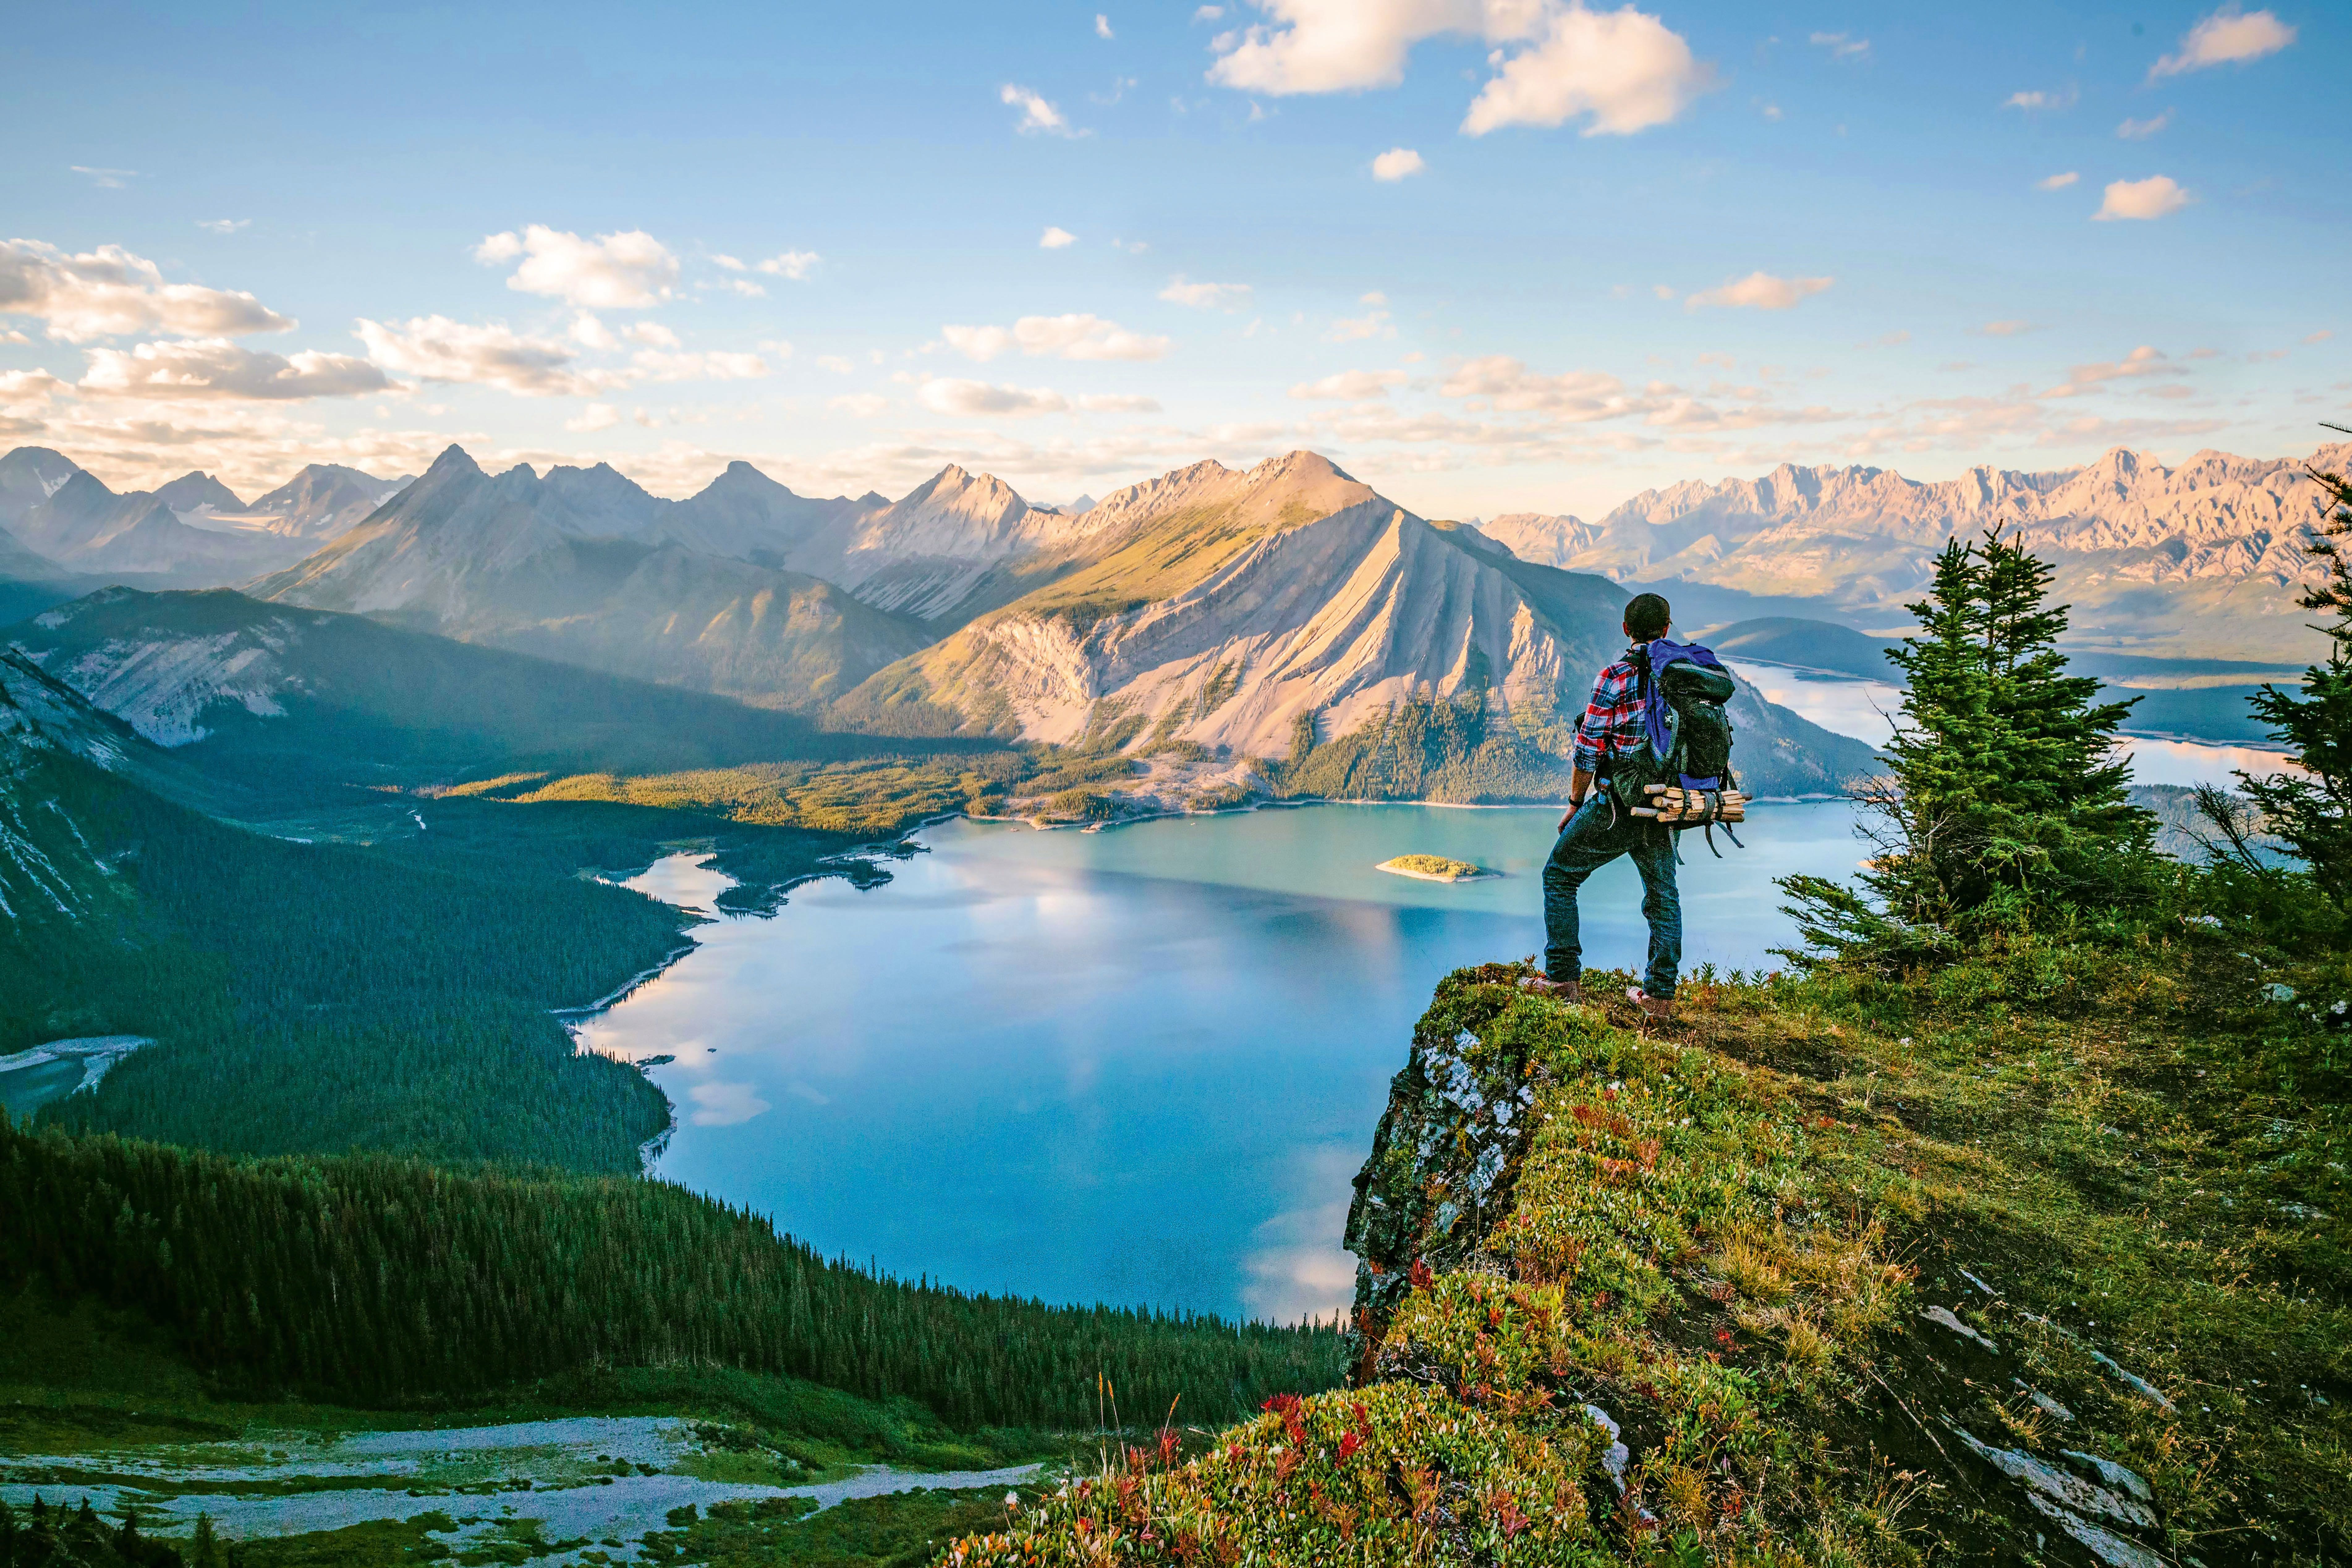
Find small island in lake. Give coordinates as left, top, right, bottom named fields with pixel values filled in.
left=1375, top=854, right=1497, bottom=883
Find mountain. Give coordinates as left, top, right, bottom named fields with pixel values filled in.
left=775, top=462, right=1100, bottom=626
left=0, top=447, right=86, bottom=533
left=1483, top=444, right=2352, bottom=658
left=845, top=452, right=1876, bottom=799
left=8, top=586, right=901, bottom=787
left=202, top=463, right=414, bottom=540
left=645, top=459, right=868, bottom=565
left=151, top=470, right=246, bottom=517
left=249, top=445, right=933, bottom=708
left=7, top=467, right=300, bottom=580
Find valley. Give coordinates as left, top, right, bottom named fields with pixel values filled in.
left=3, top=436, right=2347, bottom=1567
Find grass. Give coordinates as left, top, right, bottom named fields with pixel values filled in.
left=945, top=953, right=2351, bottom=1565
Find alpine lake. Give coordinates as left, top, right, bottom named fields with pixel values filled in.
left=572, top=665, right=2282, bottom=1325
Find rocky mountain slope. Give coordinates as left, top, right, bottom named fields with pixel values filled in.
left=199, top=463, right=414, bottom=540
left=845, top=453, right=1876, bottom=800
left=249, top=445, right=932, bottom=708
left=770, top=462, right=1105, bottom=627
left=1485, top=443, right=2352, bottom=657
left=0, top=450, right=302, bottom=580
left=0, top=646, right=164, bottom=927
left=6, top=586, right=892, bottom=798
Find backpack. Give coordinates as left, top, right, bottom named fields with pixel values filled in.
left=1603, top=638, right=1746, bottom=856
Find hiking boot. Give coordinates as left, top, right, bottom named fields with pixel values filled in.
left=1626, top=987, right=1673, bottom=1020
left=1518, top=974, right=1581, bottom=1004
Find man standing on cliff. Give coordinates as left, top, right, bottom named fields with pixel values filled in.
left=1521, top=592, right=1679, bottom=1018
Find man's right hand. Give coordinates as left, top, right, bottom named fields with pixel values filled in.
left=1558, top=800, right=1581, bottom=831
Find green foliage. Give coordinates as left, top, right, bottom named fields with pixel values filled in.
left=0, top=1497, right=185, bottom=1568
left=2234, top=463, right=2352, bottom=904
left=640, top=1488, right=1023, bottom=1568
left=0, top=1124, right=1347, bottom=1428
left=1784, top=529, right=2156, bottom=961
left=2, top=747, right=680, bottom=1173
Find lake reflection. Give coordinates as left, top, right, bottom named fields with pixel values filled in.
left=574, top=801, right=1861, bottom=1323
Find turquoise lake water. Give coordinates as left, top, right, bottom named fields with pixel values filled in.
left=574, top=799, right=1865, bottom=1324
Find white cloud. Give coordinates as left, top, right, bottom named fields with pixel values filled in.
left=2306, top=330, right=2335, bottom=345
left=1040, top=226, right=1079, bottom=249
left=2037, top=171, right=2080, bottom=190
left=631, top=349, right=770, bottom=382
left=830, top=393, right=891, bottom=417
left=712, top=277, right=767, bottom=298
left=1370, top=147, right=1427, bottom=182
left=687, top=1082, right=770, bottom=1127
left=1001, top=83, right=1077, bottom=136
left=2003, top=88, right=2076, bottom=112
left=78, top=338, right=391, bottom=401
left=917, top=378, right=1072, bottom=417
left=816, top=355, right=855, bottom=374
left=1809, top=31, right=1869, bottom=59
left=475, top=224, right=680, bottom=308
left=195, top=219, right=249, bottom=235
left=1461, top=4, right=1710, bottom=136
left=1325, top=309, right=1395, bottom=342
left=1194, top=4, right=1223, bottom=18
left=943, top=324, right=1015, bottom=362
left=1078, top=393, right=1162, bottom=412
left=2094, top=175, right=2192, bottom=221
left=1209, top=1, right=1705, bottom=138
left=1972, top=319, right=2038, bottom=337
left=0, top=239, right=295, bottom=343
left=946, top=314, right=1170, bottom=363
left=711, top=254, right=747, bottom=270
left=355, top=315, right=602, bottom=397
left=1158, top=275, right=1251, bottom=310
left=1018, top=313, right=1169, bottom=360
left=1685, top=271, right=1833, bottom=310
left=2150, top=6, right=2295, bottom=79
left=69, top=166, right=137, bottom=189
left=569, top=312, right=618, bottom=350
left=2117, top=108, right=2172, bottom=139
left=1290, top=368, right=1407, bottom=399
left=2043, top=344, right=2187, bottom=397
left=1096, top=12, right=1114, bottom=37
left=756, top=250, right=821, bottom=280
left=566, top=402, right=621, bottom=432
left=1360, top=290, right=1389, bottom=305
left=1651, top=283, right=1675, bottom=300
left=1438, top=355, right=1632, bottom=419
left=625, top=321, right=681, bottom=349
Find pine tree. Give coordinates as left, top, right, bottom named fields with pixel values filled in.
left=2231, top=460, right=2352, bottom=901
left=1783, top=526, right=2152, bottom=958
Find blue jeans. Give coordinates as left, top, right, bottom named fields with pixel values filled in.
left=1543, top=797, right=1681, bottom=997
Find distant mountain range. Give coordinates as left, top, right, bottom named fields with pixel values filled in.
left=11, top=435, right=2342, bottom=801
left=250, top=446, right=932, bottom=708
left=0, top=447, right=415, bottom=581
left=1482, top=444, right=2352, bottom=659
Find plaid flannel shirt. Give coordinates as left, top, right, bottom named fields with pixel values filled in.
left=1571, top=653, right=1647, bottom=775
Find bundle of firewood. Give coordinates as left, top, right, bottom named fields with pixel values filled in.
left=1629, top=783, right=1747, bottom=823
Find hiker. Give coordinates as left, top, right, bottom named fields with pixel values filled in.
left=1523, top=592, right=1685, bottom=1018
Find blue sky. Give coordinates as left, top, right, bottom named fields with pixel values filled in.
left=1, top=0, right=2341, bottom=517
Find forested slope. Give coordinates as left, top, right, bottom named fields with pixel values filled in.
left=0, top=1124, right=1348, bottom=1428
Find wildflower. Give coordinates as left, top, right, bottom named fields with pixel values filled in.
left=1338, top=1431, right=1362, bottom=1462
left=1714, top=1328, right=1735, bottom=1347
left=1408, top=1258, right=1435, bottom=1289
